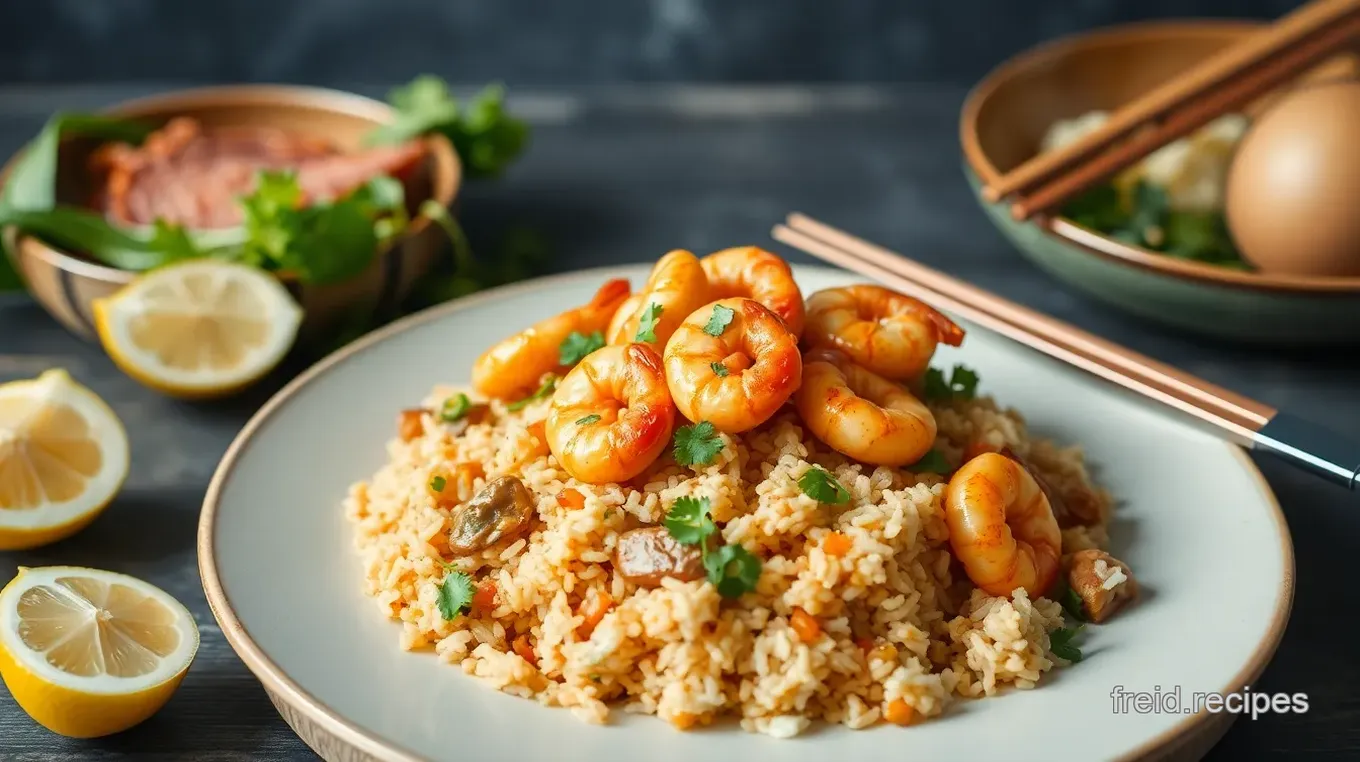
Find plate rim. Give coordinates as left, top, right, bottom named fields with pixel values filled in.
left=198, top=264, right=1296, bottom=762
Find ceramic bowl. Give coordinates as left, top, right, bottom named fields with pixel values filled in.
left=960, top=21, right=1360, bottom=343
left=1, top=85, right=461, bottom=342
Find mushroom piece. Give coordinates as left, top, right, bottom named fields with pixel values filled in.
left=448, top=475, right=535, bottom=556
left=1067, top=549, right=1139, bottom=623
left=615, top=526, right=706, bottom=588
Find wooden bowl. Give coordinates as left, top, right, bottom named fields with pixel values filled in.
left=1, top=85, right=461, bottom=342
left=961, top=21, right=1360, bottom=343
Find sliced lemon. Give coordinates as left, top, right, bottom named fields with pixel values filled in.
left=92, top=260, right=303, bottom=399
left=0, top=566, right=199, bottom=738
left=0, top=369, right=129, bottom=551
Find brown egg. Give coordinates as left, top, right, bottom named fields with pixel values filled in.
left=1225, top=79, right=1360, bottom=277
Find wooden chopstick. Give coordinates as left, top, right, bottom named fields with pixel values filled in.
left=981, top=0, right=1360, bottom=210
left=1012, top=12, right=1360, bottom=220
left=773, top=213, right=1360, bottom=491
left=773, top=213, right=1273, bottom=442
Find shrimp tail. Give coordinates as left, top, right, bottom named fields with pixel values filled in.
left=924, top=307, right=965, bottom=347
left=589, top=278, right=633, bottom=315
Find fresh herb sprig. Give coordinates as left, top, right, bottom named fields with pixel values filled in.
left=923, top=364, right=980, bottom=402
left=1049, top=624, right=1085, bottom=663
left=798, top=467, right=850, bottom=505
left=703, top=303, right=735, bottom=336
left=662, top=496, right=762, bottom=599
left=908, top=449, right=951, bottom=474
left=368, top=77, right=528, bottom=180
left=506, top=375, right=557, bottom=412
left=436, top=569, right=475, bottom=620
left=559, top=331, right=605, bottom=366
left=1063, top=180, right=1248, bottom=269
left=634, top=302, right=663, bottom=343
left=673, top=421, right=724, bottom=467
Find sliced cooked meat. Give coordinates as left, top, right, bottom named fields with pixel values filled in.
left=90, top=116, right=426, bottom=229
left=615, top=526, right=705, bottom=588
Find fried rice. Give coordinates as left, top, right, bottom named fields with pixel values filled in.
left=345, top=389, right=1113, bottom=737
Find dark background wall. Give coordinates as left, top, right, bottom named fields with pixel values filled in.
left=1, top=0, right=1304, bottom=86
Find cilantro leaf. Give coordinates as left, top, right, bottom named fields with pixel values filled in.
left=559, top=330, right=605, bottom=366
left=506, top=375, right=557, bottom=412
left=664, top=496, right=716, bottom=545
left=710, top=361, right=729, bottom=377
left=1049, top=625, right=1085, bottom=663
left=436, top=571, right=475, bottom=620
left=369, top=77, right=529, bottom=180
left=634, top=301, right=663, bottom=344
left=237, top=170, right=382, bottom=285
left=923, top=364, right=980, bottom=402
left=702, top=303, right=735, bottom=337
left=430, top=475, right=447, bottom=492
left=909, top=449, right=951, bottom=474
left=798, top=467, right=850, bottom=505
left=439, top=393, right=472, bottom=422
left=703, top=543, right=762, bottom=599
left=1060, top=585, right=1088, bottom=622
left=673, top=421, right=724, bottom=467
left=576, top=414, right=602, bottom=425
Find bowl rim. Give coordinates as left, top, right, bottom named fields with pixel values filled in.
left=1, top=83, right=462, bottom=287
left=959, top=19, right=1360, bottom=295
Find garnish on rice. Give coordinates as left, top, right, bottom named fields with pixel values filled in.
left=436, top=570, right=475, bottom=620
left=798, top=467, right=850, bottom=505
left=506, top=375, right=557, bottom=412
left=673, top=421, right=723, bottom=467
left=661, top=495, right=762, bottom=599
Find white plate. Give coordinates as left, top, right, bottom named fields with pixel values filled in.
left=200, top=265, right=1293, bottom=762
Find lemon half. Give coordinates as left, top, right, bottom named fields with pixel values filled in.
left=0, top=369, right=129, bottom=550
left=93, top=260, right=303, bottom=399
left=0, top=566, right=200, bottom=738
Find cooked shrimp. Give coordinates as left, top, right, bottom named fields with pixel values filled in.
left=944, top=452, right=1062, bottom=598
left=546, top=343, right=677, bottom=484
left=803, top=285, right=965, bottom=381
left=663, top=298, right=801, bottom=434
left=606, top=292, right=644, bottom=346
left=700, top=246, right=805, bottom=338
left=794, top=348, right=936, bottom=466
left=472, top=278, right=631, bottom=399
left=607, top=250, right=711, bottom=347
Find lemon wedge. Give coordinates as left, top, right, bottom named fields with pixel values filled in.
left=92, top=260, right=303, bottom=399
left=0, top=369, right=129, bottom=550
left=0, top=566, right=199, bottom=738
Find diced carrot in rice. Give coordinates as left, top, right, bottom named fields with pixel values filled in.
left=823, top=531, right=853, bottom=557
left=790, top=607, right=821, bottom=643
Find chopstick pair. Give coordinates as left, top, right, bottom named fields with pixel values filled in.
left=772, top=214, right=1360, bottom=492
left=985, top=0, right=1360, bottom=221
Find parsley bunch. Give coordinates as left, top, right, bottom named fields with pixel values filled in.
left=663, top=496, right=762, bottom=599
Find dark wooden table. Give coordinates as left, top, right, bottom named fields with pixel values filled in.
left=1, top=84, right=1357, bottom=761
